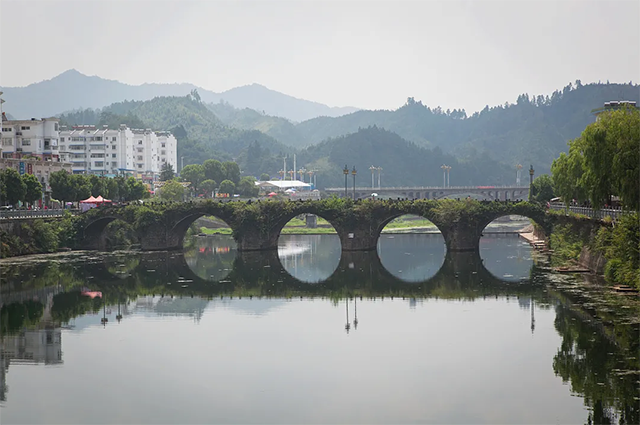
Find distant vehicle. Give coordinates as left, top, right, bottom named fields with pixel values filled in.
left=476, top=186, right=495, bottom=189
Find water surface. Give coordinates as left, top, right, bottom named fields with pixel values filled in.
left=1, top=234, right=638, bottom=424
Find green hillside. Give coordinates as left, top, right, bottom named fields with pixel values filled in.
left=296, top=126, right=514, bottom=189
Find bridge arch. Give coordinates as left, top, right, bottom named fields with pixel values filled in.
left=82, top=216, right=120, bottom=250
left=169, top=213, right=235, bottom=251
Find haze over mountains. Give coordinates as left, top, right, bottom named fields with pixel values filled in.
left=3, top=70, right=638, bottom=188
left=0, top=69, right=359, bottom=122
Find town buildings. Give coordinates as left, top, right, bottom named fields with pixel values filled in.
left=58, top=125, right=177, bottom=179
left=0, top=112, right=178, bottom=180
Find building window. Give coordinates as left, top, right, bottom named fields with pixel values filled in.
left=112, top=161, right=117, bottom=167
left=138, top=140, right=142, bottom=145
left=55, top=123, right=59, bottom=131
left=21, top=126, right=31, bottom=130
left=95, top=161, right=103, bottom=167
left=22, top=139, right=31, bottom=146
left=1, top=138, right=12, bottom=146
left=95, top=137, right=102, bottom=141
left=161, top=143, right=165, bottom=148
left=112, top=137, right=117, bottom=141
left=60, top=137, right=65, bottom=142
left=137, top=164, right=143, bottom=169
left=2, top=128, right=12, bottom=132
left=112, top=153, right=116, bottom=158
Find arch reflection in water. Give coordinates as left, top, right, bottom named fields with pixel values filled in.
left=377, top=234, right=446, bottom=282
left=183, top=235, right=237, bottom=282
left=480, top=234, right=533, bottom=282
left=277, top=235, right=341, bottom=283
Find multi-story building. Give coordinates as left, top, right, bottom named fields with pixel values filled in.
left=59, top=125, right=177, bottom=179
left=1, top=113, right=61, bottom=160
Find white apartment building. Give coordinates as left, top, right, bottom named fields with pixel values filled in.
left=59, top=125, right=177, bottom=178
left=1, top=113, right=61, bottom=160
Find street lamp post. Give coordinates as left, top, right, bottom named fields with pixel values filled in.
left=446, top=165, right=451, bottom=187
left=528, top=164, right=535, bottom=200
left=377, top=166, right=382, bottom=188
left=441, top=164, right=447, bottom=187
left=343, top=164, right=349, bottom=198
left=352, top=166, right=357, bottom=199
left=516, top=164, right=523, bottom=186
left=369, top=165, right=375, bottom=188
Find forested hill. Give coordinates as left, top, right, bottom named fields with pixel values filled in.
left=210, top=82, right=639, bottom=174
left=297, top=82, right=639, bottom=174
left=296, top=126, right=515, bottom=188
left=58, top=95, right=292, bottom=169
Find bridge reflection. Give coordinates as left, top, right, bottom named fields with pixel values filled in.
left=84, top=237, right=541, bottom=300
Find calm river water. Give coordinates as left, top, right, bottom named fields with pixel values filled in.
left=1, top=234, right=638, bottom=424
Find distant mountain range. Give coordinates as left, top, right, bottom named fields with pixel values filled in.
left=0, top=69, right=359, bottom=122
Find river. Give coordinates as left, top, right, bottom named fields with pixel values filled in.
left=0, top=234, right=638, bottom=424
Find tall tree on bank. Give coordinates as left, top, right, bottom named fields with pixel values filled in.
left=181, top=164, right=205, bottom=194
left=1, top=169, right=27, bottom=205
left=203, top=159, right=225, bottom=184
left=552, top=106, right=640, bottom=210
left=22, top=174, right=43, bottom=205
left=160, top=163, right=175, bottom=181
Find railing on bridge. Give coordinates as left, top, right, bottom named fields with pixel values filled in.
left=549, top=203, right=633, bottom=221
left=0, top=209, right=76, bottom=220
left=325, top=185, right=530, bottom=191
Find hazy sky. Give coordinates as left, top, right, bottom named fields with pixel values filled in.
left=1, top=0, right=638, bottom=112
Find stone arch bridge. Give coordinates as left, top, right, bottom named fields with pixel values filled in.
left=78, top=199, right=550, bottom=253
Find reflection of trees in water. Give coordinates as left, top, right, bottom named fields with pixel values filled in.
left=0, top=301, right=44, bottom=336
left=553, top=303, right=639, bottom=425
left=184, top=236, right=237, bottom=282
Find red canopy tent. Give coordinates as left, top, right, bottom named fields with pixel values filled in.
left=94, top=196, right=112, bottom=204
left=80, top=196, right=98, bottom=203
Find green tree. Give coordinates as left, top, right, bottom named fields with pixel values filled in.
left=203, top=159, right=225, bottom=183
left=200, top=179, right=217, bottom=198
left=114, top=176, right=130, bottom=201
left=2, top=169, right=27, bottom=206
left=106, top=178, right=119, bottom=200
left=581, top=121, right=615, bottom=206
left=71, top=174, right=91, bottom=201
left=89, top=175, right=108, bottom=197
left=605, top=107, right=640, bottom=210
left=218, top=179, right=235, bottom=196
left=551, top=139, right=587, bottom=204
left=222, top=161, right=241, bottom=185
left=159, top=180, right=185, bottom=202
left=181, top=164, right=205, bottom=194
left=530, top=174, right=554, bottom=203
left=238, top=176, right=259, bottom=197
left=49, top=170, right=75, bottom=203
left=160, top=163, right=175, bottom=181
left=22, top=173, right=43, bottom=205
left=125, top=177, right=147, bottom=200
left=260, top=173, right=270, bottom=181
left=0, top=170, right=6, bottom=202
